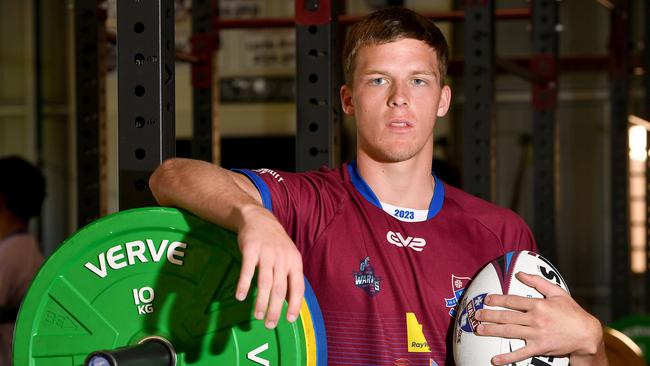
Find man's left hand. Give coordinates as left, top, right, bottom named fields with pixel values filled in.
left=474, top=272, right=607, bottom=366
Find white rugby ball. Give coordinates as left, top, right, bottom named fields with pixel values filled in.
left=452, top=250, right=570, bottom=366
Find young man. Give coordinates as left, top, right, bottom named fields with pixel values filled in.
left=150, top=7, right=606, bottom=365
left=0, top=156, right=45, bottom=365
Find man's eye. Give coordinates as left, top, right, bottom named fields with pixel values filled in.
left=371, top=78, right=386, bottom=85
left=412, top=78, right=426, bottom=86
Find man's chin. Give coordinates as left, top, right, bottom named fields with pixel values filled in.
left=374, top=149, right=417, bottom=163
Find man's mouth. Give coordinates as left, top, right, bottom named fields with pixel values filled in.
left=389, top=119, right=412, bottom=128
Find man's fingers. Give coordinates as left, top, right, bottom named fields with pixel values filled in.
left=475, top=308, right=529, bottom=326
left=235, top=250, right=258, bottom=301
left=264, top=266, right=288, bottom=329
left=485, top=294, right=536, bottom=312
left=476, top=322, right=533, bottom=340
left=515, top=272, right=567, bottom=297
left=254, top=261, right=273, bottom=321
left=286, top=268, right=305, bottom=323
left=491, top=346, right=537, bottom=366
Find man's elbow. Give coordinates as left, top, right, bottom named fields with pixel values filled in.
left=150, top=158, right=184, bottom=205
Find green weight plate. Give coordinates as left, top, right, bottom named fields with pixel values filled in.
left=610, top=315, right=650, bottom=363
left=14, top=207, right=327, bottom=365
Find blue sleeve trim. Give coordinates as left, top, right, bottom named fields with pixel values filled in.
left=232, top=169, right=273, bottom=211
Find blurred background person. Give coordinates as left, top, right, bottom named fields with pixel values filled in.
left=0, top=156, right=45, bottom=365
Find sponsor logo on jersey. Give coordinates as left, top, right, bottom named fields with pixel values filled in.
left=353, top=257, right=381, bottom=297
left=253, top=168, right=284, bottom=183
left=458, top=293, right=487, bottom=333
left=406, top=313, right=431, bottom=352
left=444, top=274, right=472, bottom=317
left=386, top=231, right=426, bottom=252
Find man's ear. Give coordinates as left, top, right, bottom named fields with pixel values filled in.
left=340, top=84, right=354, bottom=116
left=437, top=85, right=452, bottom=117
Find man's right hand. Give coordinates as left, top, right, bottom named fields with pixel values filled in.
left=149, top=158, right=305, bottom=330
left=235, top=204, right=304, bottom=329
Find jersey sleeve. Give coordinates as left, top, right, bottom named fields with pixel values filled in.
left=502, top=212, right=537, bottom=253
left=233, top=168, right=343, bottom=256
left=479, top=203, right=537, bottom=254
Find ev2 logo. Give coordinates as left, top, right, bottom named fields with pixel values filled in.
left=133, top=286, right=155, bottom=315
left=386, top=231, right=426, bottom=252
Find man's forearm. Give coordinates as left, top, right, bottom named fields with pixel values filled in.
left=149, top=158, right=262, bottom=232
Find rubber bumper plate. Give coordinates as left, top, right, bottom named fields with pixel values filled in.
left=14, top=207, right=326, bottom=365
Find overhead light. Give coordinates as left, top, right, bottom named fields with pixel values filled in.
left=629, top=125, right=647, bottom=161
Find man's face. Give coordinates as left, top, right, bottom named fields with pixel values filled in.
left=341, top=38, right=451, bottom=163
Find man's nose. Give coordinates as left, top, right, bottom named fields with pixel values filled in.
left=388, top=84, right=409, bottom=107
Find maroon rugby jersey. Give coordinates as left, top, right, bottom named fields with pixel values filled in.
left=236, top=162, right=536, bottom=366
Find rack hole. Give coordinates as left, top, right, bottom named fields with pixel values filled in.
left=135, top=148, right=146, bottom=160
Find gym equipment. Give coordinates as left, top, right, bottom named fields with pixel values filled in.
left=603, top=326, right=645, bottom=366
left=14, top=207, right=326, bottom=365
left=453, top=250, right=570, bottom=366
left=610, top=314, right=650, bottom=364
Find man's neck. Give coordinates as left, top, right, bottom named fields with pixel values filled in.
left=356, top=154, right=435, bottom=210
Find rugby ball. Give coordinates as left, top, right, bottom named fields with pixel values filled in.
left=452, top=250, right=570, bottom=366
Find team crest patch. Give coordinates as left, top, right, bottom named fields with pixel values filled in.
left=444, top=274, right=471, bottom=317
left=353, top=257, right=381, bottom=297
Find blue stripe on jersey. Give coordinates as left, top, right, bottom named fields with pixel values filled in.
left=231, top=169, right=273, bottom=211
left=348, top=161, right=446, bottom=220
left=505, top=251, right=514, bottom=273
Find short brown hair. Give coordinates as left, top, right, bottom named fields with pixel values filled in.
left=342, top=7, right=449, bottom=86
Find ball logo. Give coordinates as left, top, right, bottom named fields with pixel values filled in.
left=458, top=293, right=487, bottom=333
left=386, top=231, right=426, bottom=252
left=527, top=251, right=568, bottom=290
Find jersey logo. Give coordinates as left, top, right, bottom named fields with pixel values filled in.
left=386, top=231, right=426, bottom=252
left=353, top=257, right=381, bottom=297
left=253, top=168, right=284, bottom=183
left=444, top=274, right=472, bottom=317
left=406, top=313, right=431, bottom=352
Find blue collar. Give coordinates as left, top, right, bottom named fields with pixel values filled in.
left=347, top=161, right=444, bottom=220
